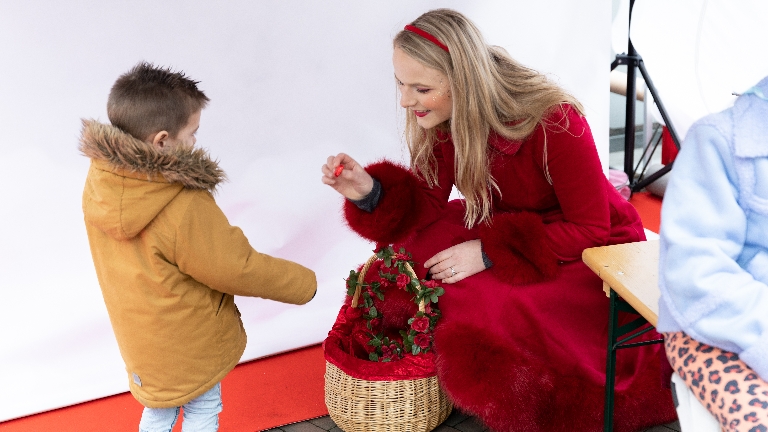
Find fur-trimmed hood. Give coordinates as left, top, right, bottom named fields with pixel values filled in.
left=79, top=119, right=225, bottom=190
left=80, top=119, right=226, bottom=240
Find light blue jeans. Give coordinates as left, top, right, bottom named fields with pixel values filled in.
left=139, top=382, right=222, bottom=432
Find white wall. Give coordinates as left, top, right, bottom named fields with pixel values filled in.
left=0, top=0, right=610, bottom=421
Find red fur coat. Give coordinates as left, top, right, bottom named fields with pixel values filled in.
left=343, top=106, right=676, bottom=432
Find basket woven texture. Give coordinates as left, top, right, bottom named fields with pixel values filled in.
left=324, top=254, right=453, bottom=432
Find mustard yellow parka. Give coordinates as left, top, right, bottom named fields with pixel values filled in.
left=79, top=120, right=317, bottom=408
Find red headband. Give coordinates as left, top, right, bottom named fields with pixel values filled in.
left=404, top=24, right=449, bottom=53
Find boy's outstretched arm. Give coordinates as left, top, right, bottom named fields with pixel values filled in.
left=173, top=192, right=317, bottom=304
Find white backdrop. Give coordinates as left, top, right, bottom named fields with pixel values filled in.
left=0, top=0, right=610, bottom=421
left=614, top=0, right=768, bottom=139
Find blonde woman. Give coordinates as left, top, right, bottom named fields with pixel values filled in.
left=322, top=9, right=675, bottom=431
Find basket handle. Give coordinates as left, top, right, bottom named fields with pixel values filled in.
left=351, top=254, right=426, bottom=313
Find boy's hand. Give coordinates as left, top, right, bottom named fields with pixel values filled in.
left=321, top=153, right=374, bottom=200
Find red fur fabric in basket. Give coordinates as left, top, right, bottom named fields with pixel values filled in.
left=324, top=304, right=437, bottom=381
left=323, top=251, right=443, bottom=381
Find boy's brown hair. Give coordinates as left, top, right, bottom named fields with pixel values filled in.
left=107, top=62, right=209, bottom=141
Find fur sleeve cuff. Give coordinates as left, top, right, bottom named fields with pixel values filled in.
left=479, top=212, right=560, bottom=285
left=343, top=160, right=424, bottom=245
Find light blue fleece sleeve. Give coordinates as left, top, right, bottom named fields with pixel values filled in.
left=658, top=119, right=768, bottom=379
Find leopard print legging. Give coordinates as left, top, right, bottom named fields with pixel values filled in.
left=664, top=331, right=768, bottom=432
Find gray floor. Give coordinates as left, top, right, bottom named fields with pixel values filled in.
left=263, top=411, right=681, bottom=432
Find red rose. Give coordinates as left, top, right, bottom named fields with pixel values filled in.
left=381, top=345, right=392, bottom=357
left=344, top=306, right=363, bottom=320
left=395, top=253, right=411, bottom=261
left=414, top=333, right=431, bottom=349
left=369, top=318, right=381, bottom=329
left=411, top=317, right=430, bottom=333
left=381, top=343, right=398, bottom=360
left=396, top=273, right=410, bottom=289
left=423, top=280, right=439, bottom=288
left=424, top=304, right=432, bottom=314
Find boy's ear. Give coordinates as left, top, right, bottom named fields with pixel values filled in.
left=149, top=131, right=170, bottom=149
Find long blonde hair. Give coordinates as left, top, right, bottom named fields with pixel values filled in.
left=394, top=9, right=584, bottom=227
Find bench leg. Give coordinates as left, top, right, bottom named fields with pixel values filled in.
left=604, top=289, right=619, bottom=432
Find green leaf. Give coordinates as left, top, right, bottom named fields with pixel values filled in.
left=369, top=306, right=377, bottom=317
left=431, top=294, right=438, bottom=303
left=435, top=287, right=445, bottom=296
left=412, top=345, right=420, bottom=355
left=369, top=352, right=379, bottom=361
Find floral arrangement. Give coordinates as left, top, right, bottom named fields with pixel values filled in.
left=345, top=246, right=445, bottom=362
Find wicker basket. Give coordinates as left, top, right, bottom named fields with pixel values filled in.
left=324, top=253, right=453, bottom=432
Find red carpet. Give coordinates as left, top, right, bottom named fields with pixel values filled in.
left=0, top=193, right=663, bottom=432
left=0, top=345, right=327, bottom=432
left=629, top=191, right=663, bottom=233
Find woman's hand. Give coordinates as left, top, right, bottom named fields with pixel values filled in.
left=424, top=239, right=486, bottom=284
left=321, top=153, right=374, bottom=200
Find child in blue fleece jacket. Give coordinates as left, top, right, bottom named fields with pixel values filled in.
left=658, top=75, right=768, bottom=430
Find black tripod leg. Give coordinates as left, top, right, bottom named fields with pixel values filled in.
left=633, top=160, right=674, bottom=191
left=637, top=59, right=681, bottom=150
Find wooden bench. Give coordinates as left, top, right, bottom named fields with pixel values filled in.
left=582, top=239, right=663, bottom=432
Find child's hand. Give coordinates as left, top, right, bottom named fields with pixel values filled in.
left=321, top=153, right=374, bottom=200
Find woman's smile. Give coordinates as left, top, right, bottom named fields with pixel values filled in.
left=393, top=47, right=452, bottom=129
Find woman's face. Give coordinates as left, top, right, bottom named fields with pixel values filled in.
left=393, top=47, right=452, bottom=129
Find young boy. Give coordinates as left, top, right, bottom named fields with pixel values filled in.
left=80, top=62, right=317, bottom=432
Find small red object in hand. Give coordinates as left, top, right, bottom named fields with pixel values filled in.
left=334, top=165, right=344, bottom=177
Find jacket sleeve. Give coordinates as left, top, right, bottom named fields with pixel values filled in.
left=479, top=211, right=560, bottom=284
left=538, top=107, right=615, bottom=258
left=658, top=120, right=768, bottom=379
left=479, top=107, right=615, bottom=284
left=343, top=156, right=452, bottom=245
left=175, top=192, right=317, bottom=304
